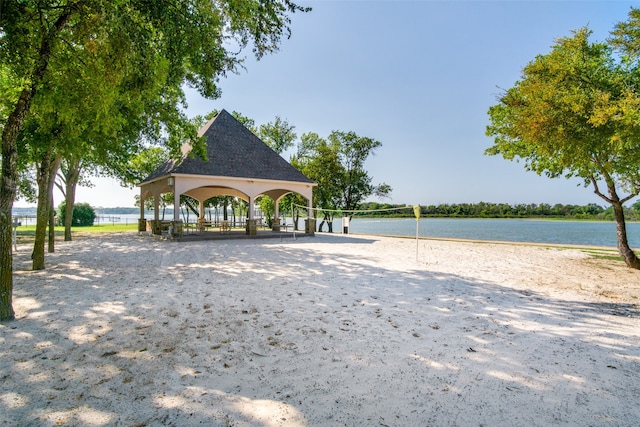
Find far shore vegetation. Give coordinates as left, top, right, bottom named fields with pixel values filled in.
left=14, top=200, right=640, bottom=223
left=354, top=201, right=640, bottom=221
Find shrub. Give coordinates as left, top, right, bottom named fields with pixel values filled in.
left=58, top=201, right=96, bottom=226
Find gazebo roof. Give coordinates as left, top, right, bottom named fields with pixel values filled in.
left=140, top=109, right=314, bottom=184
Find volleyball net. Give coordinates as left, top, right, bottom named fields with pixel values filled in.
left=291, top=203, right=421, bottom=219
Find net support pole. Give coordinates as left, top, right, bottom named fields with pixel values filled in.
left=413, top=205, right=421, bottom=261
left=416, top=220, right=419, bottom=261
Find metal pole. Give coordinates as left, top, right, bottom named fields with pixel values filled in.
left=416, top=220, right=419, bottom=261
left=12, top=217, right=19, bottom=251
left=413, top=205, right=421, bottom=261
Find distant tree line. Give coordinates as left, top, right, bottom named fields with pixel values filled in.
left=356, top=201, right=640, bottom=221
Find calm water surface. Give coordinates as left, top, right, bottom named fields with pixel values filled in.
left=87, top=213, right=640, bottom=248
left=331, top=218, right=640, bottom=248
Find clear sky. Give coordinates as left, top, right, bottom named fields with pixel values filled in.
left=16, top=0, right=640, bottom=208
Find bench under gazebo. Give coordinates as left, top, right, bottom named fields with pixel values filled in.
left=138, top=109, right=316, bottom=238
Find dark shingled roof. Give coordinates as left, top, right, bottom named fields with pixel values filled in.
left=141, top=109, right=314, bottom=184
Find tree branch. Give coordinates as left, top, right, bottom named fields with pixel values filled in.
left=620, top=192, right=639, bottom=204
left=590, top=175, right=613, bottom=204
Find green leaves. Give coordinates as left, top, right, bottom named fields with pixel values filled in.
left=294, top=130, right=388, bottom=213
left=486, top=10, right=640, bottom=267
left=258, top=116, right=297, bottom=154
left=486, top=25, right=640, bottom=187
left=0, top=0, right=311, bottom=318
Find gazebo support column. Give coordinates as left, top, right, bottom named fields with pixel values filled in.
left=144, top=193, right=162, bottom=235
left=170, top=185, right=183, bottom=238
left=138, top=192, right=147, bottom=233
left=273, top=197, right=280, bottom=231
left=173, top=191, right=180, bottom=222
left=196, top=200, right=206, bottom=231
left=248, top=196, right=255, bottom=220
left=246, top=196, right=257, bottom=235
left=305, top=198, right=315, bottom=235
left=153, top=193, right=160, bottom=221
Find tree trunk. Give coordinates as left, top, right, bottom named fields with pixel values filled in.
left=62, top=158, right=82, bottom=241
left=48, top=156, right=61, bottom=253
left=182, top=197, right=199, bottom=217
left=0, top=62, right=36, bottom=320
left=64, top=182, right=76, bottom=241
left=0, top=116, right=18, bottom=320
left=594, top=175, right=640, bottom=269
left=33, top=149, right=56, bottom=270
left=611, top=200, right=640, bottom=269
left=48, top=194, right=55, bottom=253
left=0, top=7, right=75, bottom=321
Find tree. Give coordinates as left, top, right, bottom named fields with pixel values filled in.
left=293, top=132, right=342, bottom=231
left=58, top=201, right=96, bottom=227
left=330, top=130, right=391, bottom=214
left=56, top=156, right=90, bottom=242
left=0, top=0, right=310, bottom=321
left=258, top=116, right=297, bottom=154
left=293, top=130, right=391, bottom=232
left=16, top=116, right=63, bottom=269
left=486, top=25, right=640, bottom=268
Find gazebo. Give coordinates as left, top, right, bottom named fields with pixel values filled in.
left=137, top=109, right=316, bottom=237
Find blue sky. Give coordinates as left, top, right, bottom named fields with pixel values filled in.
left=19, top=0, right=640, bottom=208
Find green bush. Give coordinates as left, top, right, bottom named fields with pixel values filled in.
left=58, top=201, right=96, bottom=226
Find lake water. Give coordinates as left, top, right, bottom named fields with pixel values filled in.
left=332, top=217, right=639, bottom=248
left=40, top=213, right=640, bottom=248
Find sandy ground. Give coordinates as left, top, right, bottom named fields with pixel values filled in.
left=1, top=232, right=639, bottom=427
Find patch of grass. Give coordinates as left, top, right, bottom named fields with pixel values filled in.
left=76, top=223, right=138, bottom=233
left=591, top=254, right=624, bottom=262
left=14, top=223, right=137, bottom=244
left=581, top=248, right=623, bottom=262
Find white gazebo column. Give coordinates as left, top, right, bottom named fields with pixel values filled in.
left=145, top=190, right=161, bottom=235
left=153, top=192, right=160, bottom=221
left=138, top=191, right=146, bottom=233
left=173, top=194, right=180, bottom=221
left=274, top=197, right=280, bottom=228
left=248, top=196, right=255, bottom=220
left=171, top=178, right=183, bottom=238
left=246, top=196, right=257, bottom=235
left=306, top=197, right=315, bottom=235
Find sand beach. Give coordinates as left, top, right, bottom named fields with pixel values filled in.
left=1, top=232, right=639, bottom=426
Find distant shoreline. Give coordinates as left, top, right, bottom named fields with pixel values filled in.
left=11, top=206, right=639, bottom=223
